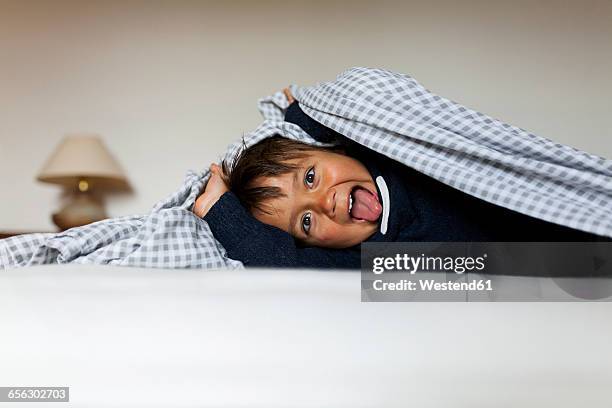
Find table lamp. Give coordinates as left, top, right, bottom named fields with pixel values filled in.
left=37, top=134, right=131, bottom=230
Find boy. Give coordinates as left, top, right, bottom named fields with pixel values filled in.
left=193, top=91, right=609, bottom=269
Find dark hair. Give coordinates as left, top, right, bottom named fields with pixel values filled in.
left=222, top=136, right=338, bottom=215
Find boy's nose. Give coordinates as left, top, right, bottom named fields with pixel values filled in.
left=316, top=188, right=336, bottom=217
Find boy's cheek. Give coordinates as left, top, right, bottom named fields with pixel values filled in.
left=317, top=223, right=359, bottom=247
left=315, top=224, right=342, bottom=244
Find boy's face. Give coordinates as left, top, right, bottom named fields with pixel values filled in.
left=252, top=150, right=381, bottom=249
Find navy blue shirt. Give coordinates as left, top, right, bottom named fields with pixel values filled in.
left=203, top=102, right=609, bottom=268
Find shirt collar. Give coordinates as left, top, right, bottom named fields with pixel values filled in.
left=360, top=153, right=415, bottom=243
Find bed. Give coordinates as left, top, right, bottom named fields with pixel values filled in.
left=1, top=265, right=611, bottom=407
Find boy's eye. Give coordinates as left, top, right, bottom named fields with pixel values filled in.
left=304, top=167, right=315, bottom=188
left=301, top=212, right=312, bottom=235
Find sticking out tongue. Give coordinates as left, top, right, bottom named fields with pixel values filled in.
left=351, top=187, right=382, bottom=222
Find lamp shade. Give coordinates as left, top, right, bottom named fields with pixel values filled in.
left=37, top=134, right=130, bottom=191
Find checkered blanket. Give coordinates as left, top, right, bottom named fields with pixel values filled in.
left=2, top=67, right=611, bottom=269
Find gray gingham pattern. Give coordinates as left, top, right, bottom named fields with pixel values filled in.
left=292, top=68, right=612, bottom=238
left=2, top=68, right=611, bottom=269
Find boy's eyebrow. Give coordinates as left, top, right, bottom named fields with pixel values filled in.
left=287, top=166, right=302, bottom=238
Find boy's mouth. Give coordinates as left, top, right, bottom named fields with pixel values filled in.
left=348, top=186, right=382, bottom=222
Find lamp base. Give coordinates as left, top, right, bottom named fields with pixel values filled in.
left=52, top=193, right=107, bottom=231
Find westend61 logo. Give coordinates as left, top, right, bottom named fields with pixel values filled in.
left=372, top=253, right=487, bottom=275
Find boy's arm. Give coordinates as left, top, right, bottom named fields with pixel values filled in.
left=284, top=100, right=341, bottom=144
left=202, top=191, right=360, bottom=269
left=284, top=96, right=374, bottom=160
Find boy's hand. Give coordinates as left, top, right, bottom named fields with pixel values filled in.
left=193, top=164, right=229, bottom=218
left=283, top=87, right=295, bottom=104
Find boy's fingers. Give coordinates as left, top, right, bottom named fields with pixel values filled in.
left=209, top=163, right=228, bottom=188
left=283, top=88, right=295, bottom=104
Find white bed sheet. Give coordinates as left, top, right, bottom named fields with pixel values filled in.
left=1, top=265, right=611, bottom=407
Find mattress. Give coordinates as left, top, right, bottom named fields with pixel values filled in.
left=1, top=265, right=611, bottom=407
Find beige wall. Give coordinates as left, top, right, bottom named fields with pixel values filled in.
left=1, top=0, right=610, bottom=231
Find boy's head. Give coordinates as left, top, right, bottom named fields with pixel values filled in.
left=223, top=136, right=382, bottom=249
